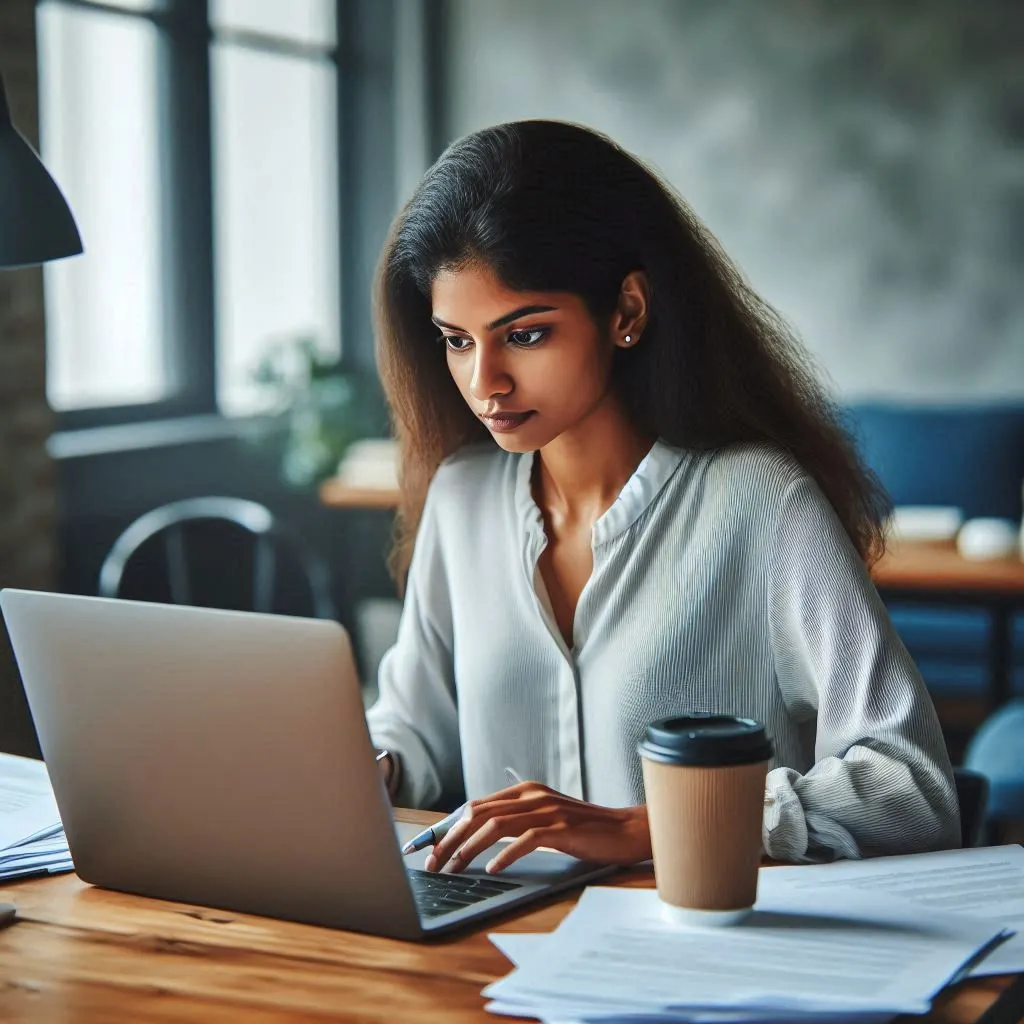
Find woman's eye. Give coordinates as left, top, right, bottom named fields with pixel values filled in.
left=508, top=327, right=548, bottom=348
left=443, top=334, right=472, bottom=352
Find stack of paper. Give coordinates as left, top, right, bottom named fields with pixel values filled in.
left=1, top=823, right=72, bottom=880
left=484, top=871, right=1012, bottom=1023
left=0, top=752, right=73, bottom=881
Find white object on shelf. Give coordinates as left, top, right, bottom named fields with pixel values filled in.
left=887, top=505, right=964, bottom=543
left=335, top=439, right=398, bottom=490
left=957, top=518, right=1019, bottom=561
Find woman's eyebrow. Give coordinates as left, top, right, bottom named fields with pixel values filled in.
left=430, top=304, right=559, bottom=333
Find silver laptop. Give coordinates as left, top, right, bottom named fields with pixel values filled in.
left=0, top=589, right=613, bottom=938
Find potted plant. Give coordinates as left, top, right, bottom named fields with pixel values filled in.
left=248, top=334, right=388, bottom=490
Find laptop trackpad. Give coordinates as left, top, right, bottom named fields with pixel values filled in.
left=394, top=819, right=594, bottom=881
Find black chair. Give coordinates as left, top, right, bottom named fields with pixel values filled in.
left=953, top=766, right=990, bottom=848
left=98, top=497, right=336, bottom=620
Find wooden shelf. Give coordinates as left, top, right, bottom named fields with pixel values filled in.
left=872, top=541, right=1024, bottom=595
left=318, top=477, right=1024, bottom=596
left=319, top=479, right=400, bottom=509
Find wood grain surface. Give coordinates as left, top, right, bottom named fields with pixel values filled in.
left=873, top=541, right=1024, bottom=594
left=0, top=809, right=1015, bottom=1022
left=317, top=481, right=401, bottom=510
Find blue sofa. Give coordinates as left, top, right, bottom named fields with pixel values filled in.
left=843, top=403, right=1024, bottom=699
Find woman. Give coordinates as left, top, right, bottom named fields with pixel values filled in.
left=366, top=120, right=959, bottom=873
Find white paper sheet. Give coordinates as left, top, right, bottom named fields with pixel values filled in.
left=486, top=1001, right=895, bottom=1024
left=484, top=885, right=1005, bottom=1018
left=486, top=937, right=897, bottom=1021
left=0, top=753, right=61, bottom=853
left=490, top=932, right=549, bottom=969
left=0, top=857, right=74, bottom=881
left=0, top=836, right=70, bottom=863
left=758, top=845, right=1024, bottom=977
left=10, top=823, right=65, bottom=848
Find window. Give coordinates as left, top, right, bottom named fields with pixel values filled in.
left=209, top=0, right=335, bottom=47
left=37, top=2, right=168, bottom=412
left=36, top=0, right=343, bottom=424
left=210, top=4, right=340, bottom=416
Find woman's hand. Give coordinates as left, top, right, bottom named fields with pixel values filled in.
left=424, top=781, right=652, bottom=875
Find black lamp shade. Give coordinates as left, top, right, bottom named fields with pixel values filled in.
left=0, top=74, right=83, bottom=268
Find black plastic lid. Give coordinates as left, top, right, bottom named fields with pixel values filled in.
left=637, top=714, right=773, bottom=767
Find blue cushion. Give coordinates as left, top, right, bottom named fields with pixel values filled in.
left=911, top=661, right=1024, bottom=698
left=886, top=607, right=1024, bottom=699
left=885, top=606, right=1024, bottom=659
left=965, top=701, right=1024, bottom=818
left=887, top=605, right=990, bottom=656
left=843, top=403, right=1024, bottom=520
left=913, top=657, right=989, bottom=696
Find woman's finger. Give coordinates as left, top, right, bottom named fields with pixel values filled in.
left=425, top=793, right=555, bottom=871
left=484, top=826, right=555, bottom=874
left=423, top=811, right=475, bottom=872
left=483, top=806, right=645, bottom=872
left=437, top=809, right=558, bottom=873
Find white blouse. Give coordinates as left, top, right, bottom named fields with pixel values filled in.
left=365, top=440, right=960, bottom=862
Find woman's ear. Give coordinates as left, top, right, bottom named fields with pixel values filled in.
left=611, top=270, right=650, bottom=349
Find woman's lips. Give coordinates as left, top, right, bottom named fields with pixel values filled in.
left=480, top=410, right=536, bottom=433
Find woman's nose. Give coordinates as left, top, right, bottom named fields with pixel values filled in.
left=469, top=348, right=513, bottom=402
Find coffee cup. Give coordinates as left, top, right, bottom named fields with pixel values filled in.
left=638, top=714, right=772, bottom=927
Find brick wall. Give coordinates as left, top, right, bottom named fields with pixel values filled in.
left=1, top=0, right=55, bottom=757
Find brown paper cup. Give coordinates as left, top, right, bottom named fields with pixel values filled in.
left=641, top=752, right=768, bottom=927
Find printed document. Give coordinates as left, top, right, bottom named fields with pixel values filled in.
left=483, top=884, right=1006, bottom=1019
left=0, top=753, right=61, bottom=852
left=758, top=845, right=1024, bottom=976
left=486, top=933, right=897, bottom=1022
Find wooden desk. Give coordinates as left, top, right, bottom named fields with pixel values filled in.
left=874, top=542, right=1024, bottom=708
left=0, top=809, right=1020, bottom=1022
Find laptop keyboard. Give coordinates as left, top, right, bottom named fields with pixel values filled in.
left=408, top=868, right=523, bottom=919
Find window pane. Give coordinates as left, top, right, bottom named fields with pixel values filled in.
left=97, top=0, right=165, bottom=10
left=37, top=2, right=168, bottom=411
left=211, top=45, right=340, bottom=417
left=210, top=0, right=336, bottom=47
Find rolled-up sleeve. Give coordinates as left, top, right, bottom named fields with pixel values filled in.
left=763, top=474, right=960, bottom=862
left=365, top=484, right=463, bottom=809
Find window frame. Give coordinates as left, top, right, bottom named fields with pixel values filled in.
left=38, top=0, right=355, bottom=434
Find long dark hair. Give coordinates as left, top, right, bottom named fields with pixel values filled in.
left=376, top=120, right=889, bottom=584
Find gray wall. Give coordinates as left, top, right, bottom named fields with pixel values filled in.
left=443, top=0, right=1023, bottom=402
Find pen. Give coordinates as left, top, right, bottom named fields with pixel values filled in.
left=400, top=767, right=524, bottom=855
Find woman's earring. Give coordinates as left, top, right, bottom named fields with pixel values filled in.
left=624, top=335, right=633, bottom=345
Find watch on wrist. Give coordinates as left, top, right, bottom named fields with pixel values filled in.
left=377, top=749, right=402, bottom=798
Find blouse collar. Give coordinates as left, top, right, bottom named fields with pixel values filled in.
left=515, top=439, right=687, bottom=547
